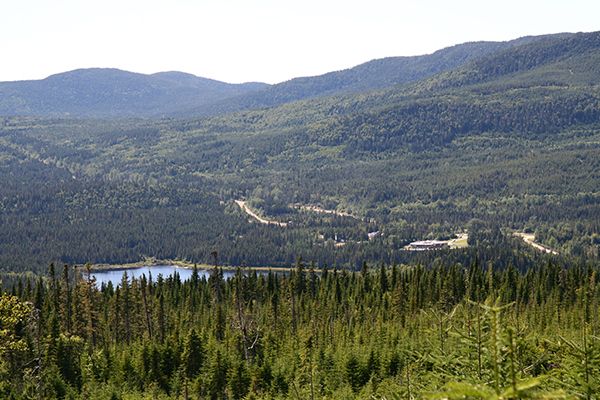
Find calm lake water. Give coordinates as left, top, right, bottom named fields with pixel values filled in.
left=91, top=265, right=242, bottom=287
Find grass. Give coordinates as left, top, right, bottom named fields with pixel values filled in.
left=90, top=257, right=304, bottom=273
left=448, top=233, right=469, bottom=249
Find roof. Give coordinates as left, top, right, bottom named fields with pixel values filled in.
left=409, top=240, right=447, bottom=246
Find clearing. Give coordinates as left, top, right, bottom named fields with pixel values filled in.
left=293, top=204, right=359, bottom=220
left=404, top=233, right=469, bottom=251
left=514, top=232, right=559, bottom=255
left=234, top=200, right=288, bottom=227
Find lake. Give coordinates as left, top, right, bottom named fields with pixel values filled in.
left=91, top=265, right=247, bottom=287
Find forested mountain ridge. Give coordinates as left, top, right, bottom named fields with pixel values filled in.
left=0, top=68, right=269, bottom=118
left=0, top=33, right=571, bottom=119
left=299, top=31, right=600, bottom=152
left=179, top=34, right=566, bottom=117
left=1, top=31, right=600, bottom=272
left=414, top=30, right=600, bottom=93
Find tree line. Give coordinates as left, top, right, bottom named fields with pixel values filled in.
left=1, top=257, right=599, bottom=399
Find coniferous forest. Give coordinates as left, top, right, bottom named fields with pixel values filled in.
left=2, top=30, right=600, bottom=399
left=2, top=259, right=600, bottom=399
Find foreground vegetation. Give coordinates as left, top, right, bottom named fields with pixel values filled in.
left=1, top=31, right=600, bottom=399
left=1, top=257, right=599, bottom=399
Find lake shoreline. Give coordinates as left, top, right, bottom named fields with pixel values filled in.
left=89, top=258, right=300, bottom=273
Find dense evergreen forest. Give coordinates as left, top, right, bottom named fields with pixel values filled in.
left=1, top=258, right=600, bottom=399
left=2, top=33, right=600, bottom=272
left=1, top=31, right=600, bottom=399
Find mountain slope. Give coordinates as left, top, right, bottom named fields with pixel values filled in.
left=0, top=68, right=269, bottom=117
left=280, top=31, right=600, bottom=153
left=415, top=31, right=599, bottom=92
left=181, top=34, right=569, bottom=117
left=2, top=31, right=600, bottom=269
left=0, top=33, right=575, bottom=119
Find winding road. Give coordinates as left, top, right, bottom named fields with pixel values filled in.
left=514, top=232, right=559, bottom=255
left=234, top=200, right=288, bottom=227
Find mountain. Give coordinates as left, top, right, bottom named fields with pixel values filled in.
left=180, top=34, right=568, bottom=117
left=319, top=31, right=600, bottom=152
left=413, top=31, right=600, bottom=93
left=0, top=69, right=269, bottom=117
left=0, top=33, right=570, bottom=119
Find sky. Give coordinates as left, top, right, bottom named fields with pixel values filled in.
left=1, top=0, right=599, bottom=84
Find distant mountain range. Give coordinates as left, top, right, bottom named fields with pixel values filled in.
left=0, top=69, right=268, bottom=118
left=180, top=34, right=561, bottom=117
left=0, top=32, right=585, bottom=118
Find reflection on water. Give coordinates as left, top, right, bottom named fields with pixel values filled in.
left=91, top=265, right=242, bottom=287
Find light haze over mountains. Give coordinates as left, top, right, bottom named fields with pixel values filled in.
left=0, top=32, right=593, bottom=118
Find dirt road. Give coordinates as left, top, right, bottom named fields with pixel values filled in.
left=514, top=232, right=559, bottom=255
left=235, top=200, right=288, bottom=227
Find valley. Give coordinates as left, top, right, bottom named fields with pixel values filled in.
left=1, top=29, right=600, bottom=400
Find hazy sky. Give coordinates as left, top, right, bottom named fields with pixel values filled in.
left=1, top=0, right=598, bottom=84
